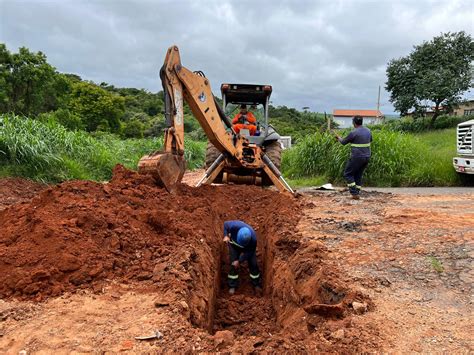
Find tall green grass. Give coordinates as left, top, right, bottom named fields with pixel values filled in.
left=282, top=128, right=460, bottom=187
left=406, top=129, right=458, bottom=186
left=0, top=114, right=205, bottom=182
left=0, top=114, right=463, bottom=187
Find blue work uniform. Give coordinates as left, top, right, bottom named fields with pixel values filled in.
left=338, top=126, right=372, bottom=195
left=223, top=220, right=261, bottom=288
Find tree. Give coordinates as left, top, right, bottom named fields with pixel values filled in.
left=121, top=119, right=144, bottom=138
left=0, top=44, right=70, bottom=115
left=386, top=32, right=474, bottom=123
left=68, top=81, right=125, bottom=132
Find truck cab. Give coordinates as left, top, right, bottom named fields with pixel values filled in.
left=453, top=119, right=474, bottom=174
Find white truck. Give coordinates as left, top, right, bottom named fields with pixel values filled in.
left=453, top=119, right=474, bottom=175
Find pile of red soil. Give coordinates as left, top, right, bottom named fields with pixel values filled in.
left=0, top=166, right=298, bottom=299
left=0, top=178, right=46, bottom=211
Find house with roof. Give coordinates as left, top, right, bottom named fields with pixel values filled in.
left=406, top=99, right=474, bottom=118
left=453, top=99, right=474, bottom=117
left=332, top=109, right=384, bottom=128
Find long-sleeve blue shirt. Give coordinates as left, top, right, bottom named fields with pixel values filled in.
left=339, top=126, right=372, bottom=158
left=223, top=220, right=257, bottom=261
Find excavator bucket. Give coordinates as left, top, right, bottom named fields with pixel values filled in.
left=138, top=152, right=186, bottom=192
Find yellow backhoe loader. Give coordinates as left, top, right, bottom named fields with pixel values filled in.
left=138, top=45, right=293, bottom=195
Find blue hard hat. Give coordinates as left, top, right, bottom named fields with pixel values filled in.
left=237, top=227, right=251, bottom=247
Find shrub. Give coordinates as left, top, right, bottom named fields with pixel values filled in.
left=386, top=115, right=470, bottom=133
left=38, top=108, right=85, bottom=131
left=281, top=128, right=460, bottom=187
left=121, top=119, right=145, bottom=138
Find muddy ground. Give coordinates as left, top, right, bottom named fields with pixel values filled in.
left=0, top=169, right=472, bottom=353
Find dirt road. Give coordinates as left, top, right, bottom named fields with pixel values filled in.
left=300, top=186, right=474, bottom=195
left=0, top=172, right=472, bottom=352
left=300, top=188, right=473, bottom=352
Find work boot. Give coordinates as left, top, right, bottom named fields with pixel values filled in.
left=348, top=185, right=358, bottom=195
left=228, top=288, right=235, bottom=295
left=351, top=194, right=360, bottom=200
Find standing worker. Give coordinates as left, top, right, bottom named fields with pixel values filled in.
left=223, top=220, right=262, bottom=295
left=334, top=115, right=372, bottom=199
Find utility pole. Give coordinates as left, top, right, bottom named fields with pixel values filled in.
left=376, top=85, right=382, bottom=123
left=376, top=85, right=381, bottom=113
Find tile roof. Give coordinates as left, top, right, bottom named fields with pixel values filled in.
left=333, top=109, right=383, bottom=117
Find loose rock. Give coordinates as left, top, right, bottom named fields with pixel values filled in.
left=214, top=330, right=234, bottom=347
left=352, top=301, right=368, bottom=314
left=330, top=329, right=345, bottom=340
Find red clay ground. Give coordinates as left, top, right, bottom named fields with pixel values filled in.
left=0, top=167, right=374, bottom=353
left=0, top=170, right=472, bottom=352
left=299, top=189, right=473, bottom=353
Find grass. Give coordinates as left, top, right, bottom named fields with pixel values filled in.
left=281, top=128, right=462, bottom=187
left=404, top=129, right=458, bottom=186
left=428, top=256, right=444, bottom=273
left=0, top=114, right=466, bottom=188
left=0, top=114, right=206, bottom=183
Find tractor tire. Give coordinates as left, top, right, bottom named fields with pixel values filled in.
left=264, top=140, right=282, bottom=171
left=205, top=141, right=224, bottom=184
left=262, top=140, right=282, bottom=186
left=205, top=141, right=222, bottom=169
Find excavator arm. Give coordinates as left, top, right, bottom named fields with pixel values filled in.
left=163, top=46, right=245, bottom=156
left=138, top=45, right=294, bottom=195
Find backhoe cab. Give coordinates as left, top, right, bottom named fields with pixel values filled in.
left=204, top=84, right=283, bottom=185
left=221, top=83, right=280, bottom=145
left=138, top=45, right=293, bottom=195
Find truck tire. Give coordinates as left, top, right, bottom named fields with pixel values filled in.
left=457, top=172, right=474, bottom=186
left=264, top=140, right=282, bottom=171
left=205, top=141, right=221, bottom=169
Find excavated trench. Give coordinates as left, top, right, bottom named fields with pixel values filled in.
left=185, top=223, right=279, bottom=336
left=0, top=167, right=366, bottom=350
left=189, top=217, right=357, bottom=340
left=211, top=231, right=277, bottom=336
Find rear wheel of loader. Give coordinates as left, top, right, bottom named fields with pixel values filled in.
left=265, top=140, right=282, bottom=171
left=263, top=140, right=282, bottom=186
left=205, top=141, right=221, bottom=169
left=205, top=141, right=223, bottom=183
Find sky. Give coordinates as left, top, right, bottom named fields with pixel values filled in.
left=0, top=0, right=473, bottom=115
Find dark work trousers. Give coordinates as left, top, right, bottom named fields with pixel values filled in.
left=343, top=156, right=370, bottom=195
left=227, top=244, right=261, bottom=288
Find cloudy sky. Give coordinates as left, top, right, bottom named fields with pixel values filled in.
left=1, top=0, right=473, bottom=114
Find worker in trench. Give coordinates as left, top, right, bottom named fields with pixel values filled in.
left=232, top=104, right=258, bottom=135
left=333, top=115, right=372, bottom=199
left=223, top=220, right=262, bottom=295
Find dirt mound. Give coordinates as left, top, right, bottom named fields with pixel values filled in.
left=0, top=166, right=378, bottom=352
left=0, top=177, right=46, bottom=211
left=0, top=166, right=277, bottom=300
